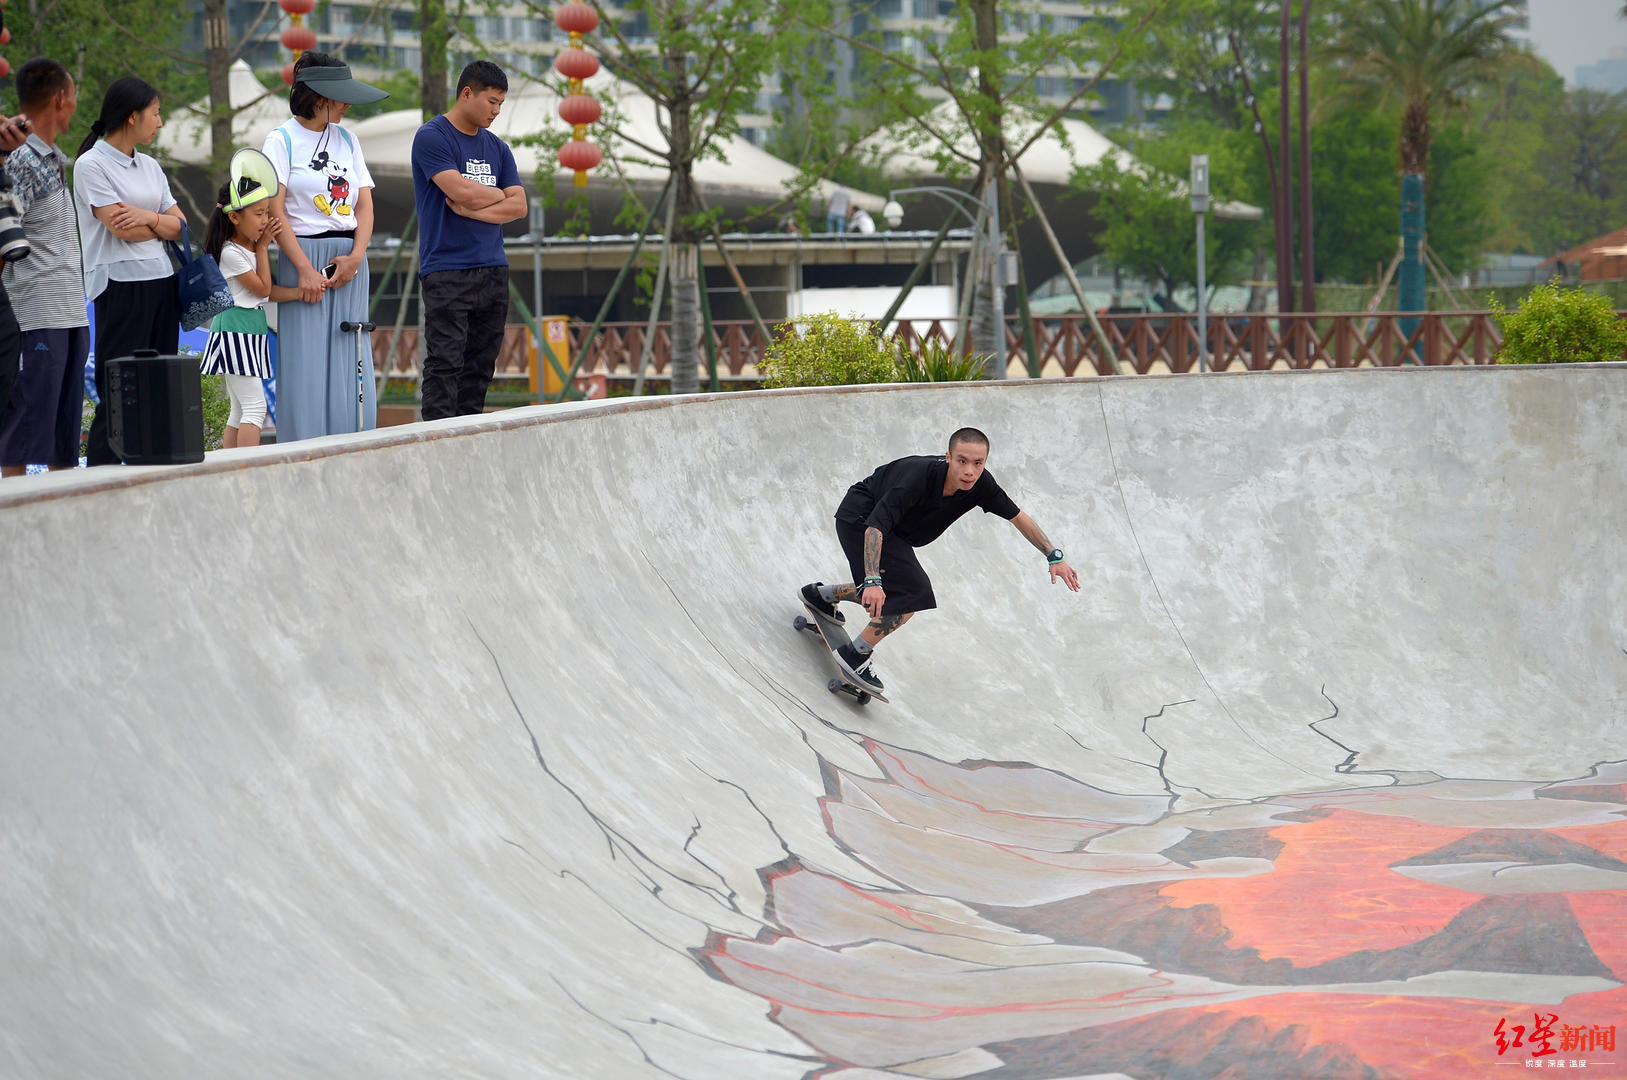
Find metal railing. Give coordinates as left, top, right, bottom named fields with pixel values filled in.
left=362, top=311, right=1623, bottom=387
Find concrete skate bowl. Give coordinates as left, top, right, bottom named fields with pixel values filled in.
left=3, top=367, right=1626, bottom=1080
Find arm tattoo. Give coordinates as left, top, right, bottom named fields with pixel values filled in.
left=863, top=527, right=883, bottom=579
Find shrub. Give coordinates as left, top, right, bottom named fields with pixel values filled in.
left=201, top=374, right=231, bottom=450
left=896, top=337, right=989, bottom=382
left=757, top=312, right=900, bottom=388
left=1491, top=281, right=1627, bottom=365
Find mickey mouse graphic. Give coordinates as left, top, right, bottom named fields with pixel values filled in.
left=309, top=150, right=354, bottom=217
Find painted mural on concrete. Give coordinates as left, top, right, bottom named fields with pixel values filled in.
left=700, top=738, right=1627, bottom=1079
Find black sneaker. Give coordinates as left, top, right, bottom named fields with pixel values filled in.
left=836, top=642, right=884, bottom=692
left=800, top=582, right=844, bottom=624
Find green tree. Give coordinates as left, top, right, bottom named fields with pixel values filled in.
left=540, top=0, right=813, bottom=394
left=7, top=0, right=199, bottom=157
left=1529, top=89, right=1627, bottom=253
left=1123, top=0, right=1334, bottom=130
left=1423, top=118, right=1491, bottom=273
left=808, top=0, right=1168, bottom=367
left=1324, top=0, right=1529, bottom=321
left=1295, top=104, right=1395, bottom=285
left=1071, top=142, right=1257, bottom=298
left=1470, top=60, right=1565, bottom=254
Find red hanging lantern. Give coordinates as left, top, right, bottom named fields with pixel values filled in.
left=278, top=0, right=316, bottom=68
left=554, top=2, right=598, bottom=34
left=553, top=49, right=599, bottom=81
left=280, top=25, right=318, bottom=52
left=558, top=141, right=603, bottom=173
left=0, top=28, right=11, bottom=44
left=557, top=94, right=601, bottom=127
left=0, top=58, right=9, bottom=79
left=554, top=3, right=602, bottom=187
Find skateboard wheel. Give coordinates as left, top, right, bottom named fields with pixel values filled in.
left=794, top=616, right=810, bottom=631
left=827, top=678, right=843, bottom=695
left=856, top=693, right=871, bottom=706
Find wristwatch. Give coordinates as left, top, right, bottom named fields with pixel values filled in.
left=1046, top=548, right=1064, bottom=564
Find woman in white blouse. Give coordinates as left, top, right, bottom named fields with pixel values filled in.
left=72, top=77, right=186, bottom=466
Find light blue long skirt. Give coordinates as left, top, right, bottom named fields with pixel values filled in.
left=273, top=236, right=376, bottom=442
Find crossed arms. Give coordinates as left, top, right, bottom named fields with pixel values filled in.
left=431, top=170, right=526, bottom=224
left=92, top=202, right=186, bottom=243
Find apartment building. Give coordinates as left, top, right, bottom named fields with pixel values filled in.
left=190, top=0, right=1147, bottom=140
left=190, top=0, right=570, bottom=83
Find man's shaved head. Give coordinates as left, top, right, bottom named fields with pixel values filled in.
left=948, top=427, right=989, bottom=454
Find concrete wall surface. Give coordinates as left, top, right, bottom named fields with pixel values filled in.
left=2, top=368, right=1624, bottom=1078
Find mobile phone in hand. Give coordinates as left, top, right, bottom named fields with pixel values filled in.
left=322, top=261, right=338, bottom=280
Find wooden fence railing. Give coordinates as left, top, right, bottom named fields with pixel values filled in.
left=367, top=311, right=1621, bottom=382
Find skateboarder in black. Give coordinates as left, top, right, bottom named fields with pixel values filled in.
left=801, top=427, right=1080, bottom=694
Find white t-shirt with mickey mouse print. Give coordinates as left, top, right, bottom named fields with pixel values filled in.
left=262, top=118, right=376, bottom=237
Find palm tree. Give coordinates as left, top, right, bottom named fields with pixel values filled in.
left=1325, top=0, right=1528, bottom=340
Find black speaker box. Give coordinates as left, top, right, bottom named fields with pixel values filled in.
left=105, top=349, right=205, bottom=465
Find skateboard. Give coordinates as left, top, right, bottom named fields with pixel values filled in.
left=794, top=599, right=889, bottom=705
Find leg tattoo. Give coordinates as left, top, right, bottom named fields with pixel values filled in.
left=832, top=583, right=861, bottom=603
left=859, top=611, right=912, bottom=647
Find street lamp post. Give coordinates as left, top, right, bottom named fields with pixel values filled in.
left=883, top=179, right=1004, bottom=377
left=1190, top=154, right=1211, bottom=373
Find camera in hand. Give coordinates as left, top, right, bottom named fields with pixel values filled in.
left=0, top=166, right=30, bottom=263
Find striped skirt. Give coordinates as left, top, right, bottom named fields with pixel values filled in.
left=202, top=306, right=272, bottom=378
left=201, top=329, right=271, bottom=378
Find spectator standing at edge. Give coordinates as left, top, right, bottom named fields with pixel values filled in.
left=410, top=60, right=526, bottom=421
left=264, top=51, right=387, bottom=440
left=1, top=61, right=87, bottom=478
left=0, top=114, right=32, bottom=435
left=72, top=77, right=186, bottom=467
left=825, top=187, right=850, bottom=234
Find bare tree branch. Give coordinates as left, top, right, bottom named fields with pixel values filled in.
left=227, top=0, right=277, bottom=63
left=91, top=0, right=200, bottom=64
left=1005, top=0, right=1171, bottom=166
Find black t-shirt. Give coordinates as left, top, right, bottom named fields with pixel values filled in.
left=836, top=454, right=1021, bottom=547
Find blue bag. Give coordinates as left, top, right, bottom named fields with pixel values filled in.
left=168, top=222, right=235, bottom=332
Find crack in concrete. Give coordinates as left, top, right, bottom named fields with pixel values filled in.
left=1095, top=388, right=1329, bottom=786
left=470, top=619, right=757, bottom=926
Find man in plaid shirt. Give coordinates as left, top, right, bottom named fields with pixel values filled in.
left=0, top=59, right=86, bottom=477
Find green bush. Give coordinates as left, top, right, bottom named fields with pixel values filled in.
left=757, top=312, right=900, bottom=388
left=897, top=337, right=989, bottom=382
left=201, top=374, right=231, bottom=450
left=1491, top=281, right=1627, bottom=365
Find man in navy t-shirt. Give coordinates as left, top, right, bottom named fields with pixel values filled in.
left=411, top=60, right=527, bottom=420
left=801, top=427, right=1081, bottom=695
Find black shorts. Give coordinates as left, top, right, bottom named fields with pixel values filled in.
left=836, top=517, right=936, bottom=616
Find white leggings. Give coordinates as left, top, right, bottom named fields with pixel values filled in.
left=224, top=374, right=267, bottom=430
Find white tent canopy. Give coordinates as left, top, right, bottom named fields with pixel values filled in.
left=866, top=104, right=1262, bottom=221
left=155, top=63, right=880, bottom=215
left=346, top=70, right=882, bottom=212
left=155, top=60, right=292, bottom=165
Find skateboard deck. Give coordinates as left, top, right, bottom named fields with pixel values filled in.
left=794, top=599, right=889, bottom=705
